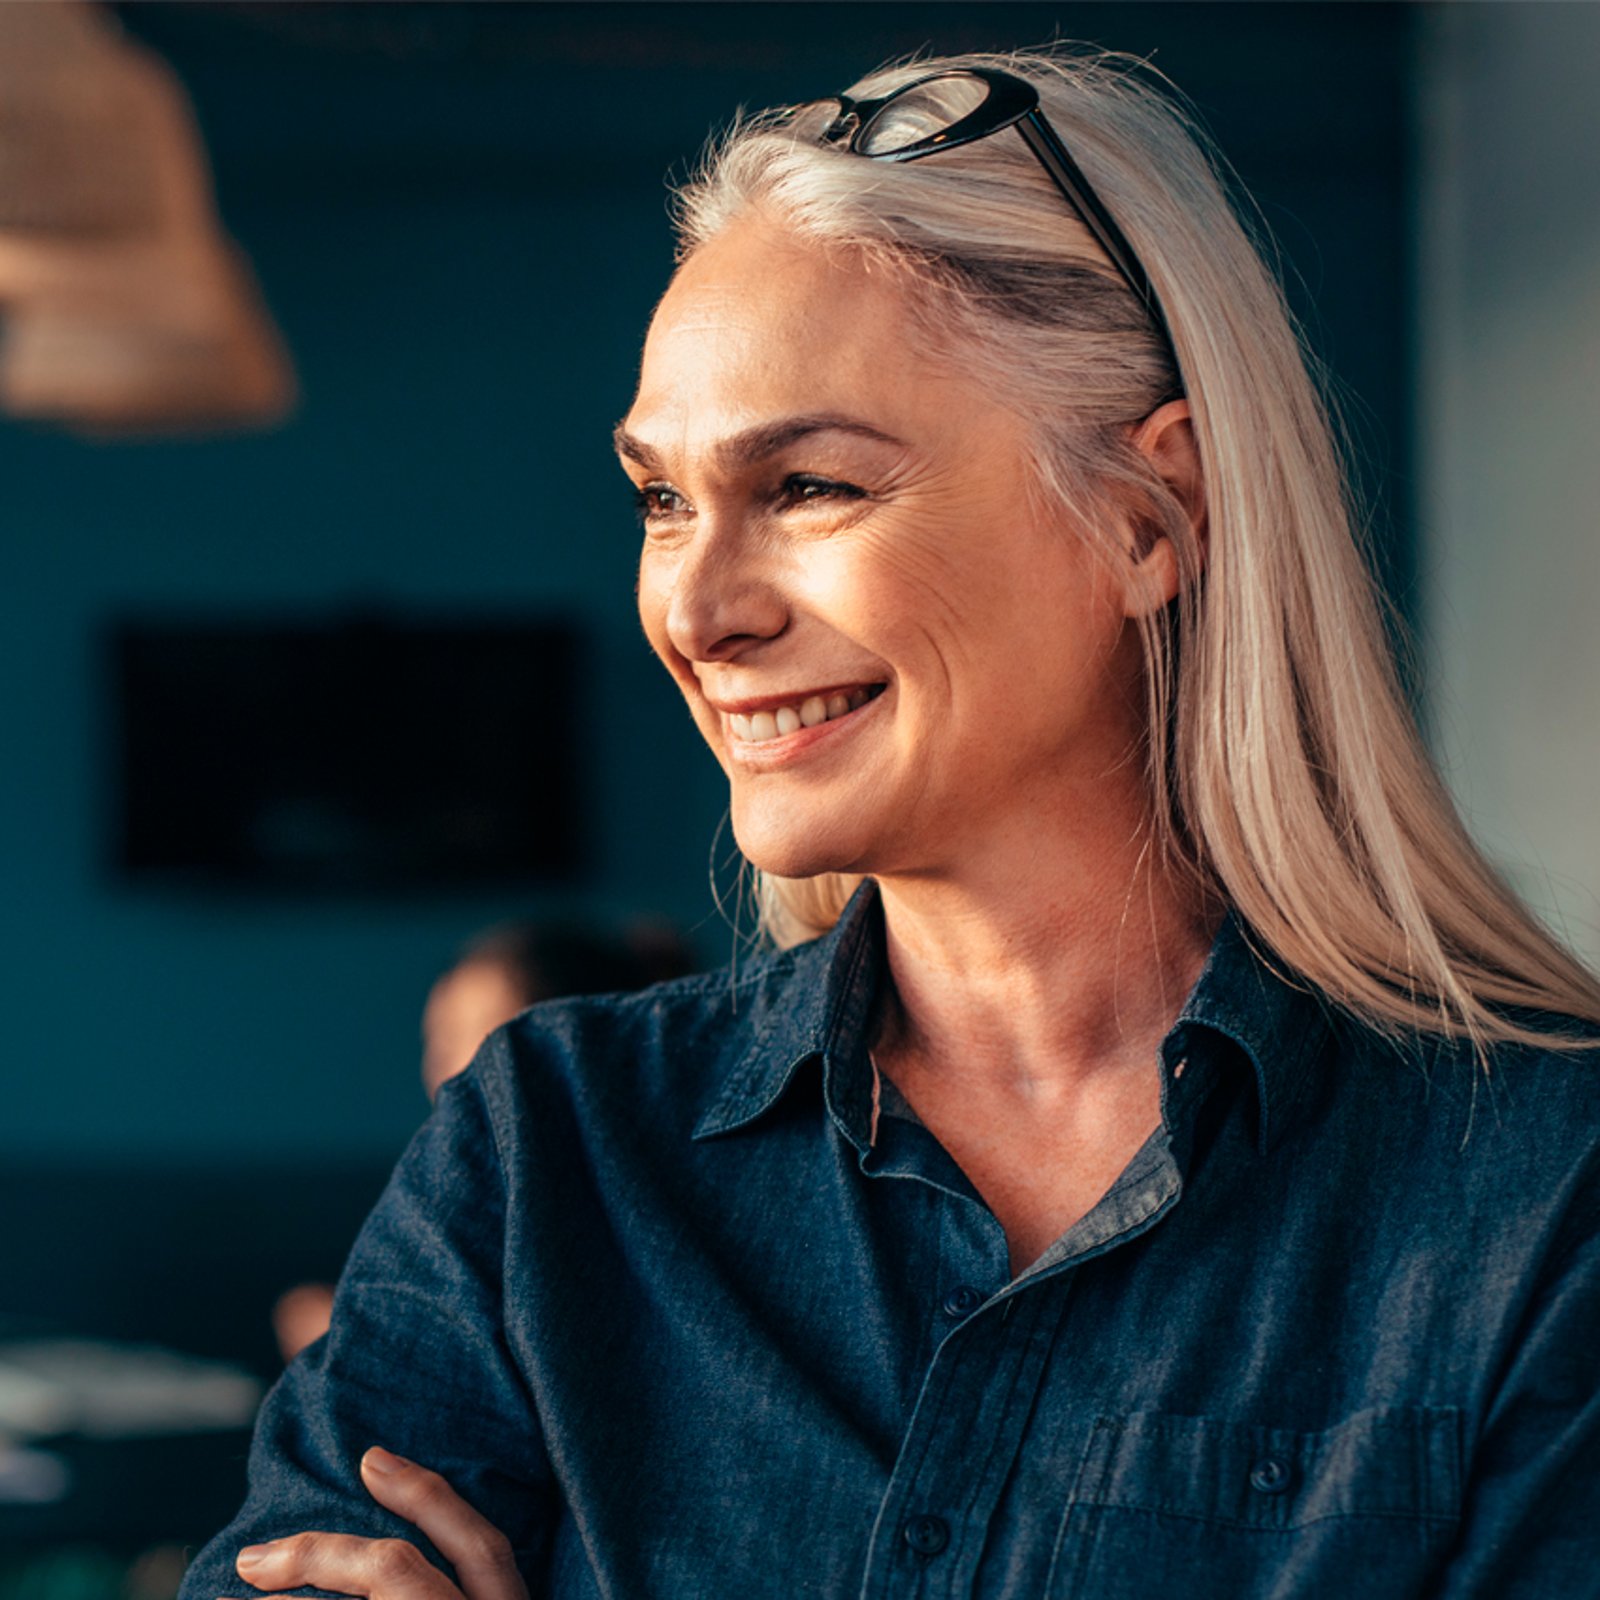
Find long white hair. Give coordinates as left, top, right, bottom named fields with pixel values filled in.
left=673, top=46, right=1600, bottom=1052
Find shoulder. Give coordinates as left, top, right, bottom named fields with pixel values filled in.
left=1368, top=1012, right=1600, bottom=1127
left=1455, top=1023, right=1600, bottom=1172
left=461, top=941, right=825, bottom=1146
left=1330, top=1011, right=1600, bottom=1227
left=494, top=942, right=815, bottom=1076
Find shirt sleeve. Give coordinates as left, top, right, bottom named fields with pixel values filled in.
left=1432, top=1158, right=1600, bottom=1597
left=178, top=1058, right=557, bottom=1600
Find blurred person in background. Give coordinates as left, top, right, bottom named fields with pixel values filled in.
left=420, top=921, right=695, bottom=1102
left=272, top=920, right=693, bottom=1364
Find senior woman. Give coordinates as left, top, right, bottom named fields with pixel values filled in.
left=187, top=48, right=1600, bottom=1600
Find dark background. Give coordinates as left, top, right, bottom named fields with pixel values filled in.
left=2, top=0, right=1415, bottom=1166
left=0, top=0, right=1415, bottom=1558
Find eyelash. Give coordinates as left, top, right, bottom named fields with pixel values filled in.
left=633, top=484, right=687, bottom=524
left=780, top=474, right=867, bottom=507
left=633, top=474, right=867, bottom=526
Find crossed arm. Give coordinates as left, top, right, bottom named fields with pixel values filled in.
left=177, top=1059, right=558, bottom=1600
left=220, top=1449, right=524, bottom=1600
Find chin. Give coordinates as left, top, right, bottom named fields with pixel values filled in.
left=729, top=796, right=873, bottom=881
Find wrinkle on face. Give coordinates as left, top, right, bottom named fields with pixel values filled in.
left=622, top=214, right=1149, bottom=886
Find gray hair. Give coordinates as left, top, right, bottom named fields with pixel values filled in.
left=674, top=46, right=1600, bottom=1052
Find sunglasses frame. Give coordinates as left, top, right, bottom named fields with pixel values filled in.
left=805, top=67, right=1178, bottom=372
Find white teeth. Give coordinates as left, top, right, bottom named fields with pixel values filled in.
left=727, top=686, right=883, bottom=744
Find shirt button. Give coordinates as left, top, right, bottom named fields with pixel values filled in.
left=942, top=1285, right=983, bottom=1318
left=903, top=1514, right=949, bottom=1556
left=1249, top=1457, right=1294, bottom=1495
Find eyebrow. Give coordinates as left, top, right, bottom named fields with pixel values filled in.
left=612, top=413, right=907, bottom=475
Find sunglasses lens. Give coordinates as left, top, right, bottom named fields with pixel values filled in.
left=856, top=77, right=991, bottom=157
left=784, top=100, right=849, bottom=142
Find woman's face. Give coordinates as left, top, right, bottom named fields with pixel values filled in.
left=620, top=217, right=1152, bottom=885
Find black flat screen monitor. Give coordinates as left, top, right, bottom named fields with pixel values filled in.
left=109, top=614, right=584, bottom=890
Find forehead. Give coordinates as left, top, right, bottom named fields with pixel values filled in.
left=625, top=218, right=955, bottom=448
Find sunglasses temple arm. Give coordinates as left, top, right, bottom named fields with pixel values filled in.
left=1015, top=112, right=1175, bottom=348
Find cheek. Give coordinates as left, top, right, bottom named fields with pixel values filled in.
left=848, top=520, right=1126, bottom=722
left=791, top=526, right=969, bottom=649
left=803, top=528, right=1021, bottom=693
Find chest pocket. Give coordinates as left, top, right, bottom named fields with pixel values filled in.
left=1047, top=1406, right=1462, bottom=1600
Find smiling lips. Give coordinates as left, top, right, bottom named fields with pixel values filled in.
left=724, top=684, right=886, bottom=745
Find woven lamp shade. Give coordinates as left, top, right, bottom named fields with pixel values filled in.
left=0, top=2, right=296, bottom=434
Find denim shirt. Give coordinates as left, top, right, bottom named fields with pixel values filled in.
left=181, top=886, right=1600, bottom=1599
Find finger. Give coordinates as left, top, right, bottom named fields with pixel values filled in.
left=234, top=1529, right=458, bottom=1598
left=360, top=1448, right=528, bottom=1600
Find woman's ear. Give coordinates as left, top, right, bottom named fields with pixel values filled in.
left=1121, top=398, right=1207, bottom=618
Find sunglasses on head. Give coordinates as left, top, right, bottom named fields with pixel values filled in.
left=789, top=66, right=1179, bottom=376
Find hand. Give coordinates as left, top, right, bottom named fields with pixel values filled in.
left=222, top=1447, right=528, bottom=1600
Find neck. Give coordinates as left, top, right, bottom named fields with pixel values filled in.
left=872, top=806, right=1218, bottom=1101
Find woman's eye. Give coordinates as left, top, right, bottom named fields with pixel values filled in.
left=634, top=483, right=690, bottom=524
left=779, top=474, right=867, bottom=507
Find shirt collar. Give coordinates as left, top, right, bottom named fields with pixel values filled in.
left=693, top=882, right=884, bottom=1151
left=1169, top=911, right=1339, bottom=1153
left=692, top=881, right=1337, bottom=1157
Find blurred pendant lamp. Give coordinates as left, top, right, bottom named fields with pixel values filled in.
left=0, top=1, right=296, bottom=434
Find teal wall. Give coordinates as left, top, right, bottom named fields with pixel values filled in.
left=0, top=184, right=722, bottom=1159
left=2, top=35, right=725, bottom=1160
left=1, top=3, right=1414, bottom=1163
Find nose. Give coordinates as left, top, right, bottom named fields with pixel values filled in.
left=659, top=519, right=789, bottom=665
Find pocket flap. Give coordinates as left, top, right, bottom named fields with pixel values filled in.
left=1075, top=1406, right=1461, bottom=1531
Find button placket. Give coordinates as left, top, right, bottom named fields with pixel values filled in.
left=862, top=1284, right=1058, bottom=1597
left=903, top=1514, right=950, bottom=1557
left=1249, top=1456, right=1294, bottom=1496
left=942, top=1284, right=984, bottom=1319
